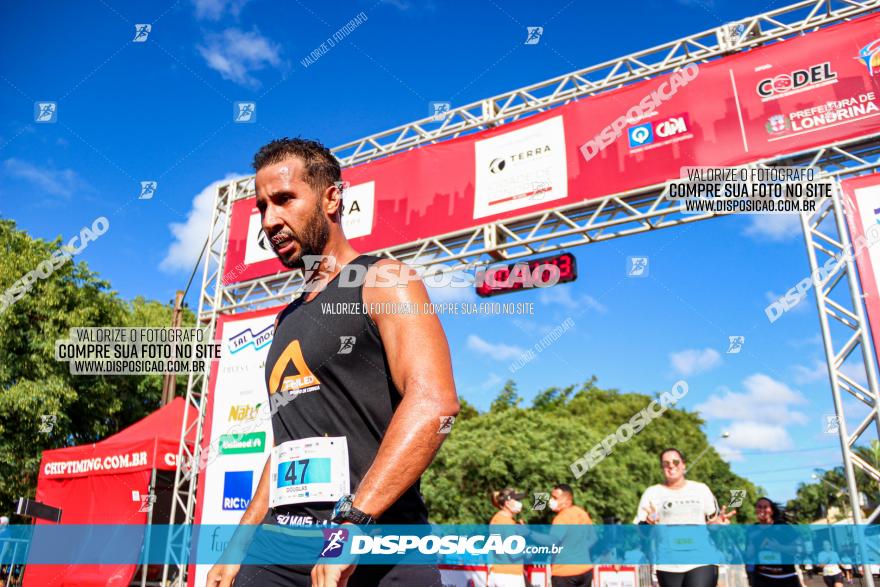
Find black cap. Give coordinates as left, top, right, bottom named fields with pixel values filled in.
left=498, top=487, right=526, bottom=503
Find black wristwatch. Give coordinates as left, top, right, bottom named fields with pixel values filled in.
left=331, top=494, right=374, bottom=525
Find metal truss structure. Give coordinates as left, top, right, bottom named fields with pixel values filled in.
left=164, top=0, right=880, bottom=583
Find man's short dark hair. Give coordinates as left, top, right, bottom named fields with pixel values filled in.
left=554, top=483, right=574, bottom=499
left=252, top=137, right=341, bottom=196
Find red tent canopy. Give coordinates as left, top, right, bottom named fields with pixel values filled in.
left=24, top=397, right=197, bottom=587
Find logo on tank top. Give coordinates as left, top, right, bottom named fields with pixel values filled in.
left=269, top=339, right=322, bottom=397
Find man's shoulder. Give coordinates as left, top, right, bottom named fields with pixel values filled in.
left=572, top=505, right=591, bottom=521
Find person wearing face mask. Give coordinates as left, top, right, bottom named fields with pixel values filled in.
left=634, top=448, right=735, bottom=587
left=549, top=484, right=594, bottom=587
left=489, top=488, right=527, bottom=587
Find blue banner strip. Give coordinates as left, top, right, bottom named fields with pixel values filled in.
left=2, top=524, right=879, bottom=566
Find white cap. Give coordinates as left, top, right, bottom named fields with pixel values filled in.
left=0, top=516, right=8, bottom=525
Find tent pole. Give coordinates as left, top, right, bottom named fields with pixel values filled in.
left=141, top=464, right=157, bottom=587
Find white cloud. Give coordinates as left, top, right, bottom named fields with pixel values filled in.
left=696, top=373, right=808, bottom=425
left=193, top=0, right=251, bottom=20
left=466, top=335, right=525, bottom=361
left=160, top=174, right=240, bottom=273
left=669, top=348, right=721, bottom=376
left=716, top=445, right=744, bottom=462
left=725, top=421, right=794, bottom=450
left=3, top=158, right=87, bottom=198
left=793, top=359, right=827, bottom=384
left=743, top=215, right=802, bottom=242
left=197, top=28, right=283, bottom=88
left=537, top=286, right=606, bottom=312
left=764, top=289, right=809, bottom=313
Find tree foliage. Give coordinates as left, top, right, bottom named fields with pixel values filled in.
left=0, top=219, right=194, bottom=516
left=785, top=441, right=880, bottom=523
left=424, top=378, right=759, bottom=524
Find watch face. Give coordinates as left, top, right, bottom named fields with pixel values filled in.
left=333, top=495, right=353, bottom=521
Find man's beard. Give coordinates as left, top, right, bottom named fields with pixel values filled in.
left=273, top=202, right=330, bottom=270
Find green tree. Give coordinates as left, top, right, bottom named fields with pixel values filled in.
left=786, top=443, right=880, bottom=523
left=423, top=378, right=759, bottom=524
left=0, top=219, right=194, bottom=515
left=489, top=380, right=521, bottom=412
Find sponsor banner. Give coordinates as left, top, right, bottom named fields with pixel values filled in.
left=12, top=524, right=880, bottom=565
left=473, top=115, right=568, bottom=219
left=191, top=307, right=279, bottom=587
left=596, top=567, right=638, bottom=587
left=42, top=449, right=150, bottom=478
left=223, top=13, right=880, bottom=287
left=218, top=432, right=266, bottom=455
left=840, top=174, right=880, bottom=358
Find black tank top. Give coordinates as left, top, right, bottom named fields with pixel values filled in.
left=263, top=254, right=429, bottom=525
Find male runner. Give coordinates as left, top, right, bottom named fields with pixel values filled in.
left=207, top=137, right=459, bottom=586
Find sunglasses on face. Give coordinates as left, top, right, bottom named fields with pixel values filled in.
left=662, top=459, right=682, bottom=468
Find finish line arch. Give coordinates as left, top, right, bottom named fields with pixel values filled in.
left=163, top=1, right=880, bottom=584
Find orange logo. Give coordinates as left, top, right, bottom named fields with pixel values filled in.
left=268, top=340, right=321, bottom=395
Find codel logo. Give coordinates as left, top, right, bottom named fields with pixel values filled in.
left=756, top=62, right=837, bottom=99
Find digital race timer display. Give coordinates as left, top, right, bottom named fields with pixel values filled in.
left=476, top=252, right=577, bottom=298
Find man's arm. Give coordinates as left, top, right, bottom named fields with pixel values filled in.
left=352, top=261, right=460, bottom=518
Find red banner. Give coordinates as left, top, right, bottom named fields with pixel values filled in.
left=225, top=13, right=880, bottom=284
left=841, top=174, right=880, bottom=358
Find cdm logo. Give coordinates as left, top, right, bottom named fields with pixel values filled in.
left=627, top=113, right=689, bottom=148
left=222, top=470, right=253, bottom=511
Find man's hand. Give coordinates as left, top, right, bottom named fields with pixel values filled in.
left=206, top=563, right=240, bottom=586
left=310, top=562, right=356, bottom=587
left=642, top=503, right=659, bottom=524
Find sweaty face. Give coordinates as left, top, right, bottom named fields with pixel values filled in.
left=255, top=158, right=331, bottom=270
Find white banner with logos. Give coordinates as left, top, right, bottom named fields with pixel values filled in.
left=473, top=115, right=568, bottom=219
left=193, top=312, right=276, bottom=587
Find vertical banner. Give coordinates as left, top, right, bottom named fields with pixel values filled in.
left=190, top=307, right=280, bottom=587
left=841, top=174, right=880, bottom=363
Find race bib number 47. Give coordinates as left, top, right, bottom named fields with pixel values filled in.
left=270, top=437, right=350, bottom=508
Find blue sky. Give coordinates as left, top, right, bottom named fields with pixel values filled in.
left=0, top=0, right=858, bottom=503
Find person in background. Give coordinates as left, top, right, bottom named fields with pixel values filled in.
left=549, top=484, right=594, bottom=587
left=635, top=448, right=735, bottom=587
left=746, top=498, right=801, bottom=587
left=839, top=550, right=853, bottom=585
left=489, top=488, right=527, bottom=587
left=817, top=540, right=844, bottom=587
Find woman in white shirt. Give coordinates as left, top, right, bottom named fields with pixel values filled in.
left=635, top=447, right=736, bottom=587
